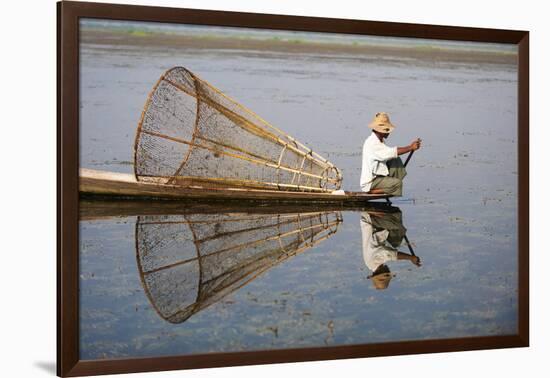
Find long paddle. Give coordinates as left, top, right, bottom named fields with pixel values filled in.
left=404, top=150, right=414, bottom=167
left=402, top=150, right=416, bottom=250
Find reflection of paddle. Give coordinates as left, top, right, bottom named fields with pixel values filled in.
left=403, top=234, right=416, bottom=256
left=404, top=150, right=414, bottom=167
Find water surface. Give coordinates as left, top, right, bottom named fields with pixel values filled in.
left=80, top=202, right=517, bottom=359
left=78, top=20, right=518, bottom=360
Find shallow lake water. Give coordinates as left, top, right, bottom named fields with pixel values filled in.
left=79, top=21, right=518, bottom=360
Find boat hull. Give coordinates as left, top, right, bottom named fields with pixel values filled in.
left=79, top=168, right=391, bottom=204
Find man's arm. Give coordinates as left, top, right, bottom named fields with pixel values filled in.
left=397, top=252, right=422, bottom=266
left=397, top=138, right=422, bottom=156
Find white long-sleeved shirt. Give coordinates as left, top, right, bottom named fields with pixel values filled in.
left=359, top=133, right=398, bottom=191
left=360, top=212, right=398, bottom=272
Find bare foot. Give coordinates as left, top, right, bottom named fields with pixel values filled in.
left=368, top=188, right=387, bottom=194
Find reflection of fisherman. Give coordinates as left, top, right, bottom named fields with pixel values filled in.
left=360, top=210, right=421, bottom=290
left=360, top=112, right=422, bottom=196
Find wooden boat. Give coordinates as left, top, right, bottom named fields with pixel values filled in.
left=80, top=168, right=391, bottom=204
left=80, top=68, right=395, bottom=204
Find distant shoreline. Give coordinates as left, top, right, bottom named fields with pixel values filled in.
left=81, top=29, right=517, bottom=65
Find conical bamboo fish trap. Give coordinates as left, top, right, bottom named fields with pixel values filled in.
left=136, top=211, right=342, bottom=323
left=134, top=67, right=342, bottom=192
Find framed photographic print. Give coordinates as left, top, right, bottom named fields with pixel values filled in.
left=57, top=1, right=529, bottom=376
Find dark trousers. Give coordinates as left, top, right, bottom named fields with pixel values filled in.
left=370, top=157, right=407, bottom=196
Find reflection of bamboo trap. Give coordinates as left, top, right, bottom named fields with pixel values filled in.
left=136, top=211, right=342, bottom=324
left=134, top=67, right=342, bottom=192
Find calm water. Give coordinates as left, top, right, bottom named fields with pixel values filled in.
left=79, top=21, right=518, bottom=360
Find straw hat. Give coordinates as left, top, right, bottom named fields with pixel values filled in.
left=368, top=112, right=395, bottom=134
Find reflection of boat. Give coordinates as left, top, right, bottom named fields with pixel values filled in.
left=136, top=210, right=342, bottom=324
left=79, top=198, right=397, bottom=221
left=79, top=67, right=391, bottom=203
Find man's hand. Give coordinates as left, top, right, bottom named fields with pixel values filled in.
left=410, top=255, right=422, bottom=267
left=397, top=138, right=422, bottom=156
left=410, top=138, right=422, bottom=151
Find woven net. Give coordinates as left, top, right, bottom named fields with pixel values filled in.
left=134, top=67, right=342, bottom=192
left=136, top=211, right=342, bottom=323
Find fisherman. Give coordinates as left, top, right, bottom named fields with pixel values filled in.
left=360, top=112, right=422, bottom=196
left=360, top=210, right=421, bottom=290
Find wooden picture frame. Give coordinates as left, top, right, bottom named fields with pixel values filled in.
left=57, top=1, right=529, bottom=376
